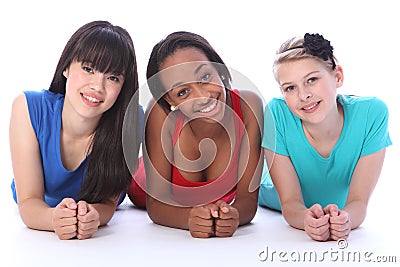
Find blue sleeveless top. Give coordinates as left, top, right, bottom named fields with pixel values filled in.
left=11, top=90, right=144, bottom=207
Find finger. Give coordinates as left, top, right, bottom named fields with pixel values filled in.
left=58, top=231, right=77, bottom=240
left=330, top=227, right=350, bottom=241
left=309, top=204, right=325, bottom=218
left=215, top=229, right=235, bottom=238
left=215, top=231, right=235, bottom=237
left=330, top=227, right=350, bottom=240
left=306, top=214, right=330, bottom=228
left=218, top=207, right=239, bottom=220
left=77, top=229, right=95, bottom=240
left=305, top=217, right=330, bottom=237
left=330, top=220, right=351, bottom=234
left=324, top=204, right=339, bottom=217
left=58, top=198, right=77, bottom=210
left=190, top=206, right=212, bottom=220
left=77, top=223, right=98, bottom=238
left=53, top=216, right=78, bottom=228
left=52, top=206, right=77, bottom=226
left=190, top=224, right=214, bottom=235
left=307, top=230, right=330, bottom=242
left=215, top=217, right=239, bottom=227
left=77, top=201, right=88, bottom=216
left=209, top=204, right=219, bottom=218
left=190, top=230, right=214, bottom=238
left=55, top=224, right=77, bottom=240
left=330, top=210, right=349, bottom=224
left=189, top=216, right=214, bottom=227
left=305, top=223, right=330, bottom=241
left=214, top=200, right=229, bottom=213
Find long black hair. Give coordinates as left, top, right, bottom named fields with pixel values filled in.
left=146, top=31, right=232, bottom=111
left=49, top=20, right=140, bottom=203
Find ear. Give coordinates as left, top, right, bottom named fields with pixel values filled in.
left=63, top=68, right=69, bottom=79
left=163, top=92, right=175, bottom=107
left=335, top=65, right=344, bottom=88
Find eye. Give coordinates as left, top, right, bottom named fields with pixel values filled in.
left=177, top=88, right=189, bottom=97
left=283, top=85, right=295, bottom=93
left=200, top=72, right=211, bottom=83
left=108, top=75, right=121, bottom=82
left=82, top=65, right=94, bottom=73
left=307, top=77, right=318, bottom=84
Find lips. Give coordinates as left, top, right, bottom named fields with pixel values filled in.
left=81, top=93, right=103, bottom=103
left=301, top=101, right=320, bottom=111
left=199, top=99, right=218, bottom=113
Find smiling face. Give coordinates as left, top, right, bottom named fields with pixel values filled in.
left=159, top=47, right=226, bottom=123
left=275, top=58, right=343, bottom=125
left=63, top=60, right=125, bottom=121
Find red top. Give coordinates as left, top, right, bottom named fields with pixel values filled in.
left=171, top=89, right=245, bottom=206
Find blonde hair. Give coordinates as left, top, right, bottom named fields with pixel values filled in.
left=272, top=35, right=338, bottom=78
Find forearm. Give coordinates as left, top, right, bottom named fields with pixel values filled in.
left=91, top=200, right=118, bottom=226
left=232, top=196, right=258, bottom=226
left=281, top=201, right=309, bottom=230
left=147, top=197, right=191, bottom=230
left=18, top=198, right=55, bottom=231
left=342, top=200, right=367, bottom=229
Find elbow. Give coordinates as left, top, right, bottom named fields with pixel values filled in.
left=145, top=197, right=164, bottom=226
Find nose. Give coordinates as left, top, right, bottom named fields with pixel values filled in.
left=298, top=85, right=312, bottom=101
left=192, top=84, right=211, bottom=102
left=90, top=72, right=106, bottom=92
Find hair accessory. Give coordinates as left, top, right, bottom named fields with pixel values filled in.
left=220, top=75, right=225, bottom=80
left=170, top=105, right=177, bottom=111
left=282, top=33, right=336, bottom=69
left=303, top=33, right=336, bottom=69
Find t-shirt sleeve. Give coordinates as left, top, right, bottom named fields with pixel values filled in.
left=361, top=98, right=392, bottom=156
left=262, top=99, right=289, bottom=156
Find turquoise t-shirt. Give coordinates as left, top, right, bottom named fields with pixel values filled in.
left=259, top=95, right=392, bottom=210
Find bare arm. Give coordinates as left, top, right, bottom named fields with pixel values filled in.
left=10, top=94, right=55, bottom=231
left=342, top=149, right=386, bottom=229
left=264, top=148, right=309, bottom=230
left=10, top=94, right=118, bottom=238
left=144, top=101, right=192, bottom=230
left=232, top=90, right=264, bottom=226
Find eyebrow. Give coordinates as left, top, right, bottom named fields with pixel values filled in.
left=280, top=70, right=320, bottom=87
left=170, top=63, right=208, bottom=90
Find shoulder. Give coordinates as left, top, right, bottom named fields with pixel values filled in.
left=235, top=89, right=264, bottom=123
left=236, top=89, right=263, bottom=107
left=11, top=93, right=29, bottom=115
left=22, top=90, right=64, bottom=109
left=267, top=97, right=287, bottom=109
left=340, top=95, right=389, bottom=116
left=265, top=97, right=291, bottom=117
left=145, top=98, right=176, bottom=134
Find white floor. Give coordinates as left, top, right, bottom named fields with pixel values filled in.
left=1, top=140, right=399, bottom=267
left=1, top=188, right=399, bottom=267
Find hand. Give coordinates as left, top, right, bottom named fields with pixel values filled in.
left=188, top=203, right=219, bottom=238
left=303, top=204, right=330, bottom=241
left=323, top=204, right=351, bottom=240
left=76, top=200, right=100, bottom=240
left=52, top=198, right=78, bottom=240
left=214, top=200, right=239, bottom=237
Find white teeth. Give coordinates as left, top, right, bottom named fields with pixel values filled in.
left=199, top=99, right=217, bottom=113
left=303, top=102, right=318, bottom=110
left=83, top=95, right=101, bottom=103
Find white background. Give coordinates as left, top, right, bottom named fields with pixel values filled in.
left=0, top=0, right=398, bottom=266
